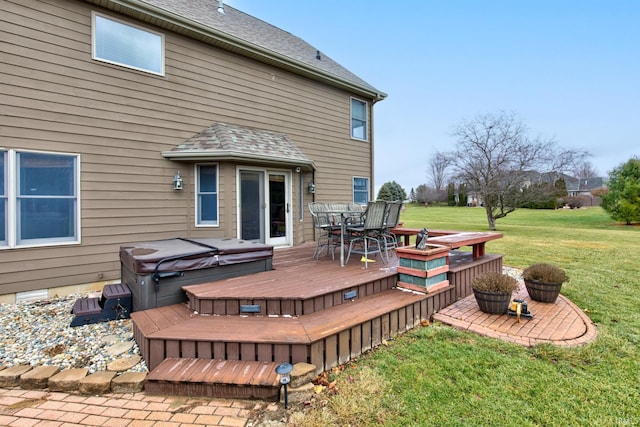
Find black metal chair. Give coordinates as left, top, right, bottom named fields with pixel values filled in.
left=309, top=203, right=341, bottom=259
left=345, top=201, right=388, bottom=267
left=380, top=201, right=403, bottom=253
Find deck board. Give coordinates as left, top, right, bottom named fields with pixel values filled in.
left=144, top=288, right=427, bottom=345
left=183, top=242, right=397, bottom=300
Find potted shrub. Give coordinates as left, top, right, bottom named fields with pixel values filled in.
left=522, top=263, right=569, bottom=303
left=472, top=272, right=519, bottom=314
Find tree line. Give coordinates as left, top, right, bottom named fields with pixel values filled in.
left=377, top=111, right=639, bottom=229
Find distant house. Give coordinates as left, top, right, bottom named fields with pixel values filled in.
left=565, top=177, right=606, bottom=197
left=0, top=0, right=386, bottom=302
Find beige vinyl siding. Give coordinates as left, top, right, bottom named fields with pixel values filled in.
left=0, top=0, right=375, bottom=295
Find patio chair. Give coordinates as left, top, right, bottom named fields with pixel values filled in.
left=309, top=203, right=340, bottom=259
left=345, top=201, right=388, bottom=267
left=380, top=201, right=403, bottom=253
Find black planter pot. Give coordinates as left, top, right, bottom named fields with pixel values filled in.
left=524, top=279, right=563, bottom=303
left=472, top=288, right=512, bottom=314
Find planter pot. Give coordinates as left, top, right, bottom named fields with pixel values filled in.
left=472, top=288, right=512, bottom=314
left=524, top=279, right=563, bottom=303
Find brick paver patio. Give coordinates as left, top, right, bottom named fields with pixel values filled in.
left=0, top=387, right=273, bottom=426
left=433, top=282, right=598, bottom=347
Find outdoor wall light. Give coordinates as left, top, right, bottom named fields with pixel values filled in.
left=275, top=362, right=293, bottom=409
left=173, top=171, right=184, bottom=190
left=308, top=182, right=316, bottom=194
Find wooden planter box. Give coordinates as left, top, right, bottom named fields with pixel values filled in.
left=396, top=244, right=450, bottom=294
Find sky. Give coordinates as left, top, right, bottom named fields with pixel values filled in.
left=225, top=0, right=639, bottom=194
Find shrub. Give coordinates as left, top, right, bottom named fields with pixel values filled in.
left=472, top=272, right=518, bottom=293
left=522, top=263, right=569, bottom=284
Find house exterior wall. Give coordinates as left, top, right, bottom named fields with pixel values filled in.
left=0, top=0, right=377, bottom=298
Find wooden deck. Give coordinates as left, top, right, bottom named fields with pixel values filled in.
left=131, top=241, right=504, bottom=398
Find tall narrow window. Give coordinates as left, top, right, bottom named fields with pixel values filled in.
left=93, top=13, right=164, bottom=75
left=0, top=151, right=6, bottom=246
left=353, top=177, right=369, bottom=205
left=197, top=165, right=218, bottom=226
left=350, top=98, right=368, bottom=140
left=16, top=152, right=78, bottom=245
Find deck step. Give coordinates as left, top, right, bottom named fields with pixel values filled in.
left=132, top=288, right=445, bottom=372
left=145, top=358, right=281, bottom=399
left=183, top=265, right=397, bottom=316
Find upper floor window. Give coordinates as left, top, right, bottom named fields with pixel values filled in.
left=196, top=164, right=219, bottom=226
left=1, top=150, right=80, bottom=249
left=353, top=177, right=369, bottom=205
left=350, top=98, right=368, bottom=141
left=92, top=13, right=165, bottom=75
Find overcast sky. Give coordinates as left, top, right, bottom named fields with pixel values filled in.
left=226, top=0, right=639, bottom=193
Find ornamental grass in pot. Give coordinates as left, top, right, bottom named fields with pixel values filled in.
left=472, top=272, right=519, bottom=314
left=522, top=263, right=569, bottom=303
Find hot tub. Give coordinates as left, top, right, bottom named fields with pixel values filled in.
left=120, top=238, right=273, bottom=311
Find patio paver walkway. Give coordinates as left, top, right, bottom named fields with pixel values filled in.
left=433, top=281, right=598, bottom=347
left=0, top=387, right=268, bottom=426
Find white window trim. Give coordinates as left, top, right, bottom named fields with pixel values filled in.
left=91, top=11, right=165, bottom=76
left=1, top=149, right=81, bottom=250
left=350, top=97, right=369, bottom=141
left=195, top=163, right=219, bottom=227
left=353, top=176, right=370, bottom=205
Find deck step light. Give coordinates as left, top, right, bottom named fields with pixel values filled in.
left=344, top=290, right=358, bottom=300
left=240, top=304, right=261, bottom=313
left=275, top=362, right=293, bottom=409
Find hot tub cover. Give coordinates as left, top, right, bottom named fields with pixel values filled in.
left=120, top=238, right=273, bottom=275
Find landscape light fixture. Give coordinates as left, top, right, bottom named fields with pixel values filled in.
left=173, top=171, right=183, bottom=190
left=275, top=362, right=293, bottom=409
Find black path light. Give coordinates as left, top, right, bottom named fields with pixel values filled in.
left=275, top=362, right=294, bottom=409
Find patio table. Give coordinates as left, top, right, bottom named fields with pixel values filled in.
left=319, top=209, right=364, bottom=266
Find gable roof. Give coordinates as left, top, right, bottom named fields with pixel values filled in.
left=162, top=122, right=317, bottom=171
left=85, top=0, right=386, bottom=101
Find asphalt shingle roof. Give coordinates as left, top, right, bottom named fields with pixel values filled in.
left=162, top=122, right=317, bottom=170
left=108, top=0, right=385, bottom=99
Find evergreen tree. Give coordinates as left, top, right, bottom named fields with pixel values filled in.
left=601, top=158, right=640, bottom=225
left=376, top=181, right=407, bottom=202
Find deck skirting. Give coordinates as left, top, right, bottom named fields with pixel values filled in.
left=448, top=252, right=503, bottom=300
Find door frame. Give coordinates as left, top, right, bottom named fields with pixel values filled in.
left=236, top=167, right=292, bottom=247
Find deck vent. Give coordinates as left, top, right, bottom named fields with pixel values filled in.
left=344, top=290, right=358, bottom=300
left=240, top=304, right=261, bottom=313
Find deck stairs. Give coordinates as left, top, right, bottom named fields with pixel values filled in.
left=130, top=244, right=457, bottom=399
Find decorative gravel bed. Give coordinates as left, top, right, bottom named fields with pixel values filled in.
left=0, top=294, right=147, bottom=374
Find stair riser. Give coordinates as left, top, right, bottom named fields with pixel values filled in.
left=139, top=292, right=455, bottom=373
left=144, top=381, right=279, bottom=399
left=187, top=276, right=396, bottom=316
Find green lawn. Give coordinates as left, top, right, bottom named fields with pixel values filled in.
left=291, top=206, right=640, bottom=427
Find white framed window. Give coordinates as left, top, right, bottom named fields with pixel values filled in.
left=92, top=12, right=165, bottom=75
left=350, top=97, right=368, bottom=141
left=196, top=164, right=219, bottom=226
left=353, top=177, right=369, bottom=205
left=1, top=150, right=80, bottom=249
left=0, top=151, right=6, bottom=246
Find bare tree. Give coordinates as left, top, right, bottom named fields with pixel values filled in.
left=428, top=151, right=451, bottom=191
left=450, top=112, right=588, bottom=230
left=573, top=160, right=599, bottom=182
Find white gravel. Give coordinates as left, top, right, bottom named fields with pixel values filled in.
left=0, top=294, right=147, bottom=374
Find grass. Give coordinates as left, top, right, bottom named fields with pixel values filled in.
left=291, top=206, right=640, bottom=426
